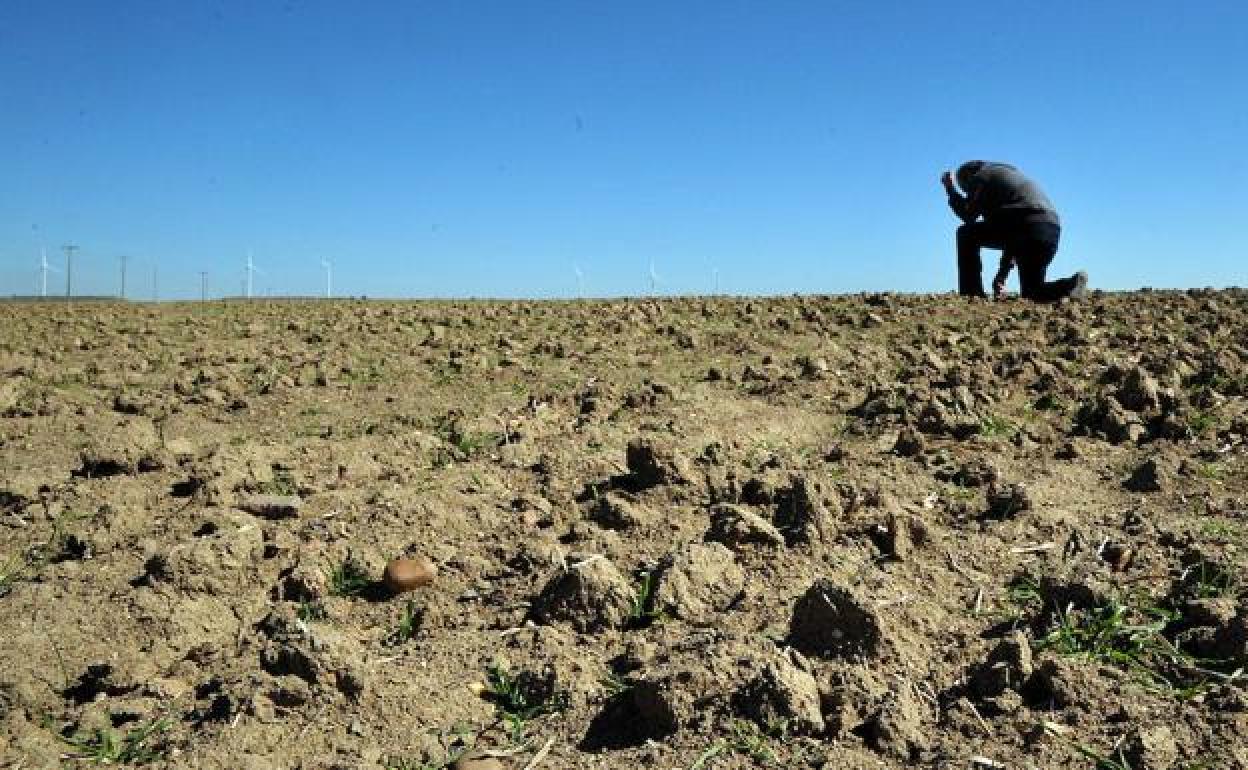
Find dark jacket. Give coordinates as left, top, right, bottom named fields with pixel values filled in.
left=949, top=161, right=1060, bottom=227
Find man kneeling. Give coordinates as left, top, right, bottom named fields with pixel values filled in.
left=942, top=160, right=1087, bottom=301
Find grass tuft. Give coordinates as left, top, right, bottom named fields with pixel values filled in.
left=1036, top=596, right=1222, bottom=696
left=62, top=718, right=171, bottom=765
left=484, top=663, right=569, bottom=745
left=628, top=571, right=666, bottom=626
left=385, top=600, right=422, bottom=645
left=326, top=559, right=371, bottom=598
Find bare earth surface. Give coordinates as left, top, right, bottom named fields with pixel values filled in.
left=1, top=291, right=1246, bottom=769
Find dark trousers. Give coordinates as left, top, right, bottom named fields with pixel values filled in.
left=957, top=220, right=1065, bottom=301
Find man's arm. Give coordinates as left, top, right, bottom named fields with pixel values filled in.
left=941, top=171, right=977, bottom=223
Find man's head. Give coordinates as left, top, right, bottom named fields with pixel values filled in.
left=955, top=160, right=986, bottom=193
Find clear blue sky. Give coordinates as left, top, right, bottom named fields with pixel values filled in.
left=1, top=1, right=1244, bottom=299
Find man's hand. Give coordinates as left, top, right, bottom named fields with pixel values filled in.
left=993, top=257, right=1013, bottom=299
left=941, top=171, right=955, bottom=193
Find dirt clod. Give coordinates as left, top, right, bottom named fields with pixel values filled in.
left=631, top=652, right=740, bottom=736
left=532, top=555, right=635, bottom=632
left=857, top=686, right=927, bottom=762
left=734, top=652, right=824, bottom=734
left=652, top=542, right=746, bottom=623
left=774, top=475, right=839, bottom=547
left=76, top=418, right=160, bottom=476
left=625, top=438, right=693, bottom=488
left=969, top=631, right=1033, bottom=697
left=1125, top=457, right=1170, bottom=493
left=705, top=503, right=785, bottom=549
left=893, top=426, right=926, bottom=457
left=985, top=481, right=1032, bottom=518
left=1124, top=725, right=1179, bottom=770
left=789, top=580, right=884, bottom=659
left=591, top=491, right=653, bottom=531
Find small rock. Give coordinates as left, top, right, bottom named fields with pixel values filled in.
left=238, top=494, right=303, bottom=519
left=0, top=379, right=22, bottom=415
left=799, top=356, right=829, bottom=380
left=451, top=753, right=506, bottom=770
left=112, top=390, right=149, bottom=415
left=383, top=557, right=436, bottom=593
left=165, top=437, right=197, bottom=459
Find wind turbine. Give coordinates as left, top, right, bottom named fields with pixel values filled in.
left=321, top=258, right=332, bottom=299
left=573, top=263, right=584, bottom=298
left=38, top=247, right=61, bottom=298
left=245, top=250, right=264, bottom=299
left=62, top=244, right=78, bottom=302
left=648, top=259, right=660, bottom=295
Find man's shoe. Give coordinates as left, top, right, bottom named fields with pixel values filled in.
left=1067, top=271, right=1089, bottom=300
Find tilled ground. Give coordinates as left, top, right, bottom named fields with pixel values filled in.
left=1, top=291, right=1246, bottom=770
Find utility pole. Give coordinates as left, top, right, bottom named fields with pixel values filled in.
left=200, top=271, right=208, bottom=302
left=118, top=255, right=128, bottom=300
left=62, top=244, right=78, bottom=303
